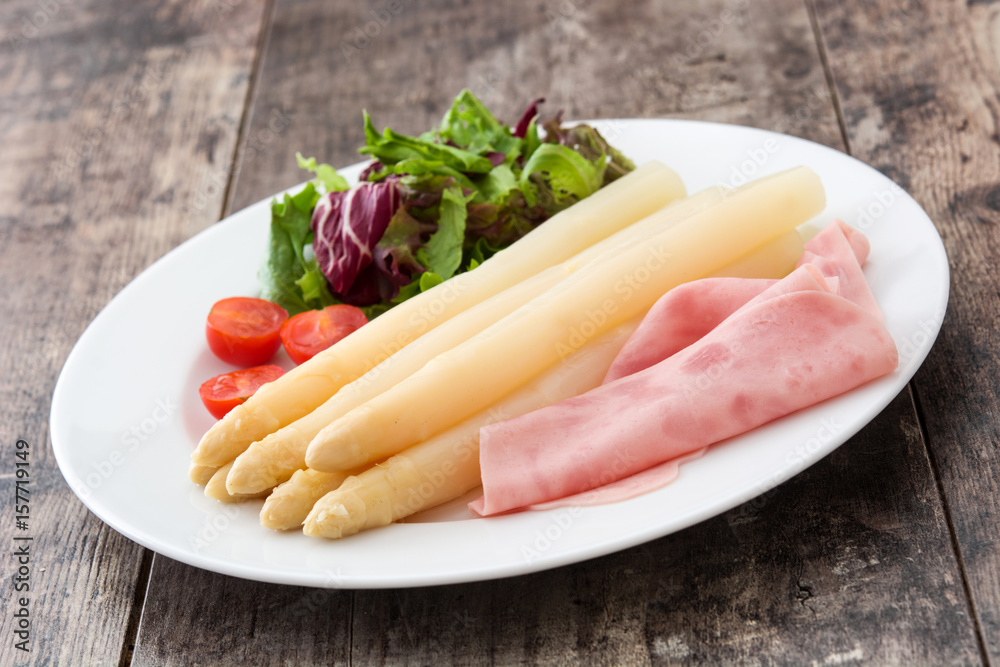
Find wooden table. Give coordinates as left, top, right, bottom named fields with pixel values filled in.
left=1, top=0, right=997, bottom=664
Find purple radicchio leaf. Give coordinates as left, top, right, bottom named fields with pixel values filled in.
left=320, top=195, right=430, bottom=307
left=373, top=207, right=429, bottom=286
left=310, top=177, right=401, bottom=296
left=540, top=111, right=572, bottom=146
left=513, top=97, right=544, bottom=138
left=358, top=160, right=384, bottom=182
left=335, top=262, right=392, bottom=307
left=339, top=206, right=430, bottom=306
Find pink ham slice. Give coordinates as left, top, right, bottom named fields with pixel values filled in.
left=604, top=220, right=871, bottom=383
left=798, top=220, right=880, bottom=321
left=602, top=279, right=775, bottom=384
left=470, top=221, right=897, bottom=516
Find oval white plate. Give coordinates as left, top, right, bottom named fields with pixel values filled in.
left=50, top=120, right=949, bottom=588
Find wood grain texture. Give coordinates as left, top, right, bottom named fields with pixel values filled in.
left=811, top=0, right=1000, bottom=661
left=131, top=0, right=982, bottom=665
left=0, top=0, right=267, bottom=664
left=130, top=556, right=352, bottom=666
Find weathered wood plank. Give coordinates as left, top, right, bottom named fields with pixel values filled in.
left=811, top=0, right=1000, bottom=661
left=132, top=0, right=982, bottom=664
left=131, top=556, right=353, bottom=666
left=0, top=0, right=267, bottom=664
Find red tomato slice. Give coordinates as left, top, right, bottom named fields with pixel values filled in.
left=206, top=297, right=288, bottom=367
left=280, top=304, right=368, bottom=365
left=198, top=364, right=286, bottom=419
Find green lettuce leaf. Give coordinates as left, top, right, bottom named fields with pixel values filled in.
left=522, top=116, right=541, bottom=162
left=519, top=143, right=606, bottom=209
left=360, top=111, right=493, bottom=174
left=470, top=164, right=517, bottom=203
left=391, top=270, right=445, bottom=305
left=540, top=119, right=636, bottom=185
left=378, top=158, right=477, bottom=191
left=258, top=183, right=336, bottom=315
left=419, top=271, right=444, bottom=291
left=295, top=152, right=350, bottom=192
left=465, top=236, right=503, bottom=271
left=416, top=185, right=475, bottom=280
left=437, top=89, right=522, bottom=158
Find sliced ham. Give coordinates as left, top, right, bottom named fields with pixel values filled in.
left=797, top=219, right=880, bottom=321
left=602, top=279, right=775, bottom=384
left=470, top=221, right=897, bottom=516
left=604, top=220, right=871, bottom=383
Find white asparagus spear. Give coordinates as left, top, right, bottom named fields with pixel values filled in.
left=709, top=229, right=803, bottom=279
left=189, top=463, right=218, bottom=486
left=191, top=161, right=684, bottom=469
left=259, top=468, right=353, bottom=530
left=303, top=318, right=641, bottom=538
left=306, top=167, right=825, bottom=471
left=203, top=462, right=270, bottom=503
left=228, top=186, right=725, bottom=492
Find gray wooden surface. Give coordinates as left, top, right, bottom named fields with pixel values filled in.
left=0, top=0, right=995, bottom=664
left=813, top=0, right=1000, bottom=661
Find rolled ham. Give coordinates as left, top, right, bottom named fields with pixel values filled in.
left=470, top=221, right=897, bottom=516
left=604, top=220, right=871, bottom=383
left=601, top=278, right=775, bottom=384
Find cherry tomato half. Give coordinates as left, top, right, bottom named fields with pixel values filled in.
left=198, top=364, right=286, bottom=419
left=280, top=304, right=368, bottom=365
left=206, top=297, right=288, bottom=367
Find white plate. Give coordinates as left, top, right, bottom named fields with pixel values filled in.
left=50, top=120, right=949, bottom=588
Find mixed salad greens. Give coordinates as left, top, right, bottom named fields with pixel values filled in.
left=259, top=90, right=636, bottom=318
